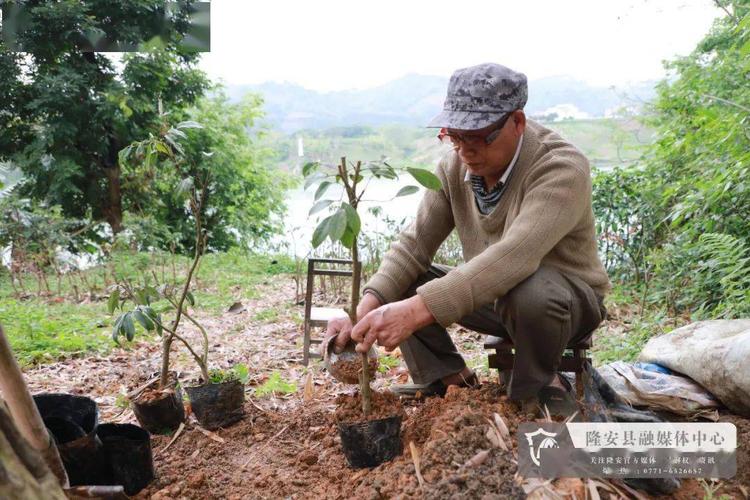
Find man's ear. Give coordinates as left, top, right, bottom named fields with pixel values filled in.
left=512, top=110, right=526, bottom=135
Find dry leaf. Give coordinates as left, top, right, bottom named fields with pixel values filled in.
left=409, top=441, right=425, bottom=489
left=463, top=449, right=490, bottom=468
left=303, top=372, right=314, bottom=402
left=194, top=424, right=225, bottom=443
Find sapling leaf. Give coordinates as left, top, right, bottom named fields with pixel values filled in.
left=340, top=226, right=355, bottom=249
left=186, top=291, right=195, bottom=307
left=304, top=172, right=326, bottom=190
left=407, top=167, right=441, bottom=190
left=314, top=181, right=332, bottom=201
left=133, top=308, right=154, bottom=331
left=342, top=203, right=361, bottom=237
left=328, top=208, right=348, bottom=242
left=107, top=289, right=120, bottom=314
left=122, top=312, right=136, bottom=341
left=395, top=185, right=419, bottom=197
left=308, top=199, right=333, bottom=216
left=302, top=161, right=319, bottom=176
left=111, top=314, right=124, bottom=345
left=312, top=219, right=328, bottom=248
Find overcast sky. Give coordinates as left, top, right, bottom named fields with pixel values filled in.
left=199, top=0, right=720, bottom=91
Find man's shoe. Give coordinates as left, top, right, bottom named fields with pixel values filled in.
left=389, top=371, right=479, bottom=398
left=514, top=374, right=579, bottom=420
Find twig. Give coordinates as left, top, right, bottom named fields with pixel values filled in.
left=156, top=422, right=185, bottom=456
left=194, top=424, right=225, bottom=443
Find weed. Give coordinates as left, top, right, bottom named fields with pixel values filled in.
left=254, top=371, right=297, bottom=397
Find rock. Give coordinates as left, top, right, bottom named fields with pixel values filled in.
left=298, top=450, right=318, bottom=465
left=187, top=471, right=206, bottom=488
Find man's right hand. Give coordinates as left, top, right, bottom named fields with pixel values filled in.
left=325, top=292, right=382, bottom=354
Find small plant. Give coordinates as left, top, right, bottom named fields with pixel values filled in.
left=208, top=364, right=250, bottom=384
left=304, top=157, right=440, bottom=415
left=109, top=113, right=213, bottom=388
left=254, top=371, right=297, bottom=397
left=377, top=355, right=400, bottom=374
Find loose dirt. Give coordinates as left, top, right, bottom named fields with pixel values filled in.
left=137, top=383, right=531, bottom=499
left=334, top=390, right=403, bottom=423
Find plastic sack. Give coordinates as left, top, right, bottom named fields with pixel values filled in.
left=598, top=361, right=721, bottom=419
left=639, top=319, right=750, bottom=417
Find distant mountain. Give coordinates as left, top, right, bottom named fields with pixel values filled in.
left=225, top=74, right=656, bottom=133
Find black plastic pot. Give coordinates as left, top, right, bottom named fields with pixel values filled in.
left=97, top=423, right=155, bottom=496
left=132, top=382, right=185, bottom=435
left=33, top=393, right=110, bottom=486
left=337, top=415, right=402, bottom=468
left=185, top=379, right=244, bottom=430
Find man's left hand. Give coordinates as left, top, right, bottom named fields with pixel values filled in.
left=351, top=295, right=435, bottom=353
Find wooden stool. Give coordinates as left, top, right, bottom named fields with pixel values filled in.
left=302, top=258, right=360, bottom=365
left=484, top=336, right=592, bottom=399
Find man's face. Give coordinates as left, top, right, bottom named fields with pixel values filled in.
left=448, top=110, right=526, bottom=179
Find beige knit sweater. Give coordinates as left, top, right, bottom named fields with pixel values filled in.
left=362, top=119, right=611, bottom=328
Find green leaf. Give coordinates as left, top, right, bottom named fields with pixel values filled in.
left=342, top=203, right=361, bottom=237
left=312, top=220, right=328, bottom=248
left=154, top=141, right=171, bottom=156
left=107, top=289, right=120, bottom=314
left=186, top=291, right=195, bottom=307
left=311, top=209, right=347, bottom=248
left=340, top=225, right=355, bottom=249
left=395, top=185, right=419, bottom=197
left=304, top=172, right=326, bottom=190
left=122, top=313, right=136, bottom=342
left=407, top=167, right=441, bottom=190
left=302, top=162, right=319, bottom=176
left=308, top=199, right=333, bottom=216
left=168, top=127, right=187, bottom=140
left=176, top=120, right=203, bottom=129
left=111, top=314, right=124, bottom=345
left=133, top=308, right=155, bottom=331
left=328, top=208, right=348, bottom=242
left=314, top=181, right=332, bottom=201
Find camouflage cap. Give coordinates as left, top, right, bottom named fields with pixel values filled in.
left=427, top=63, right=528, bottom=130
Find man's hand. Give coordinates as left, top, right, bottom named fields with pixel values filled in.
left=351, top=295, right=435, bottom=354
left=324, top=292, right=382, bottom=354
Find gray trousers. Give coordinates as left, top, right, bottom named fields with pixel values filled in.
left=398, top=264, right=607, bottom=400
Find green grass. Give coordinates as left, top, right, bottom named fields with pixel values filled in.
left=1, top=249, right=295, bottom=367
left=0, top=297, right=112, bottom=366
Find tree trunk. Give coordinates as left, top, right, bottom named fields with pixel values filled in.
left=103, top=165, right=123, bottom=234
left=0, top=405, right=66, bottom=500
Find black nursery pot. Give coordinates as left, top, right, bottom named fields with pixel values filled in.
left=132, top=382, right=185, bottom=435
left=97, top=423, right=155, bottom=496
left=337, top=415, right=402, bottom=468
left=33, top=393, right=110, bottom=486
left=185, top=379, right=244, bottom=430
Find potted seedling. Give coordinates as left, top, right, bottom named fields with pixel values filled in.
left=109, top=115, right=244, bottom=432
left=304, top=156, right=441, bottom=467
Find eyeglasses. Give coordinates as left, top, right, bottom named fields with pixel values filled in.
left=437, top=113, right=512, bottom=149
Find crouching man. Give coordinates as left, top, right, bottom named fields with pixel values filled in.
left=326, top=63, right=610, bottom=416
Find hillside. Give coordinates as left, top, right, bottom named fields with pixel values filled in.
left=227, top=74, right=656, bottom=133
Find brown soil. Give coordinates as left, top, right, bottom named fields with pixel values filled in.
left=329, top=357, right=378, bottom=384
left=334, top=390, right=404, bottom=423
left=135, top=383, right=531, bottom=499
